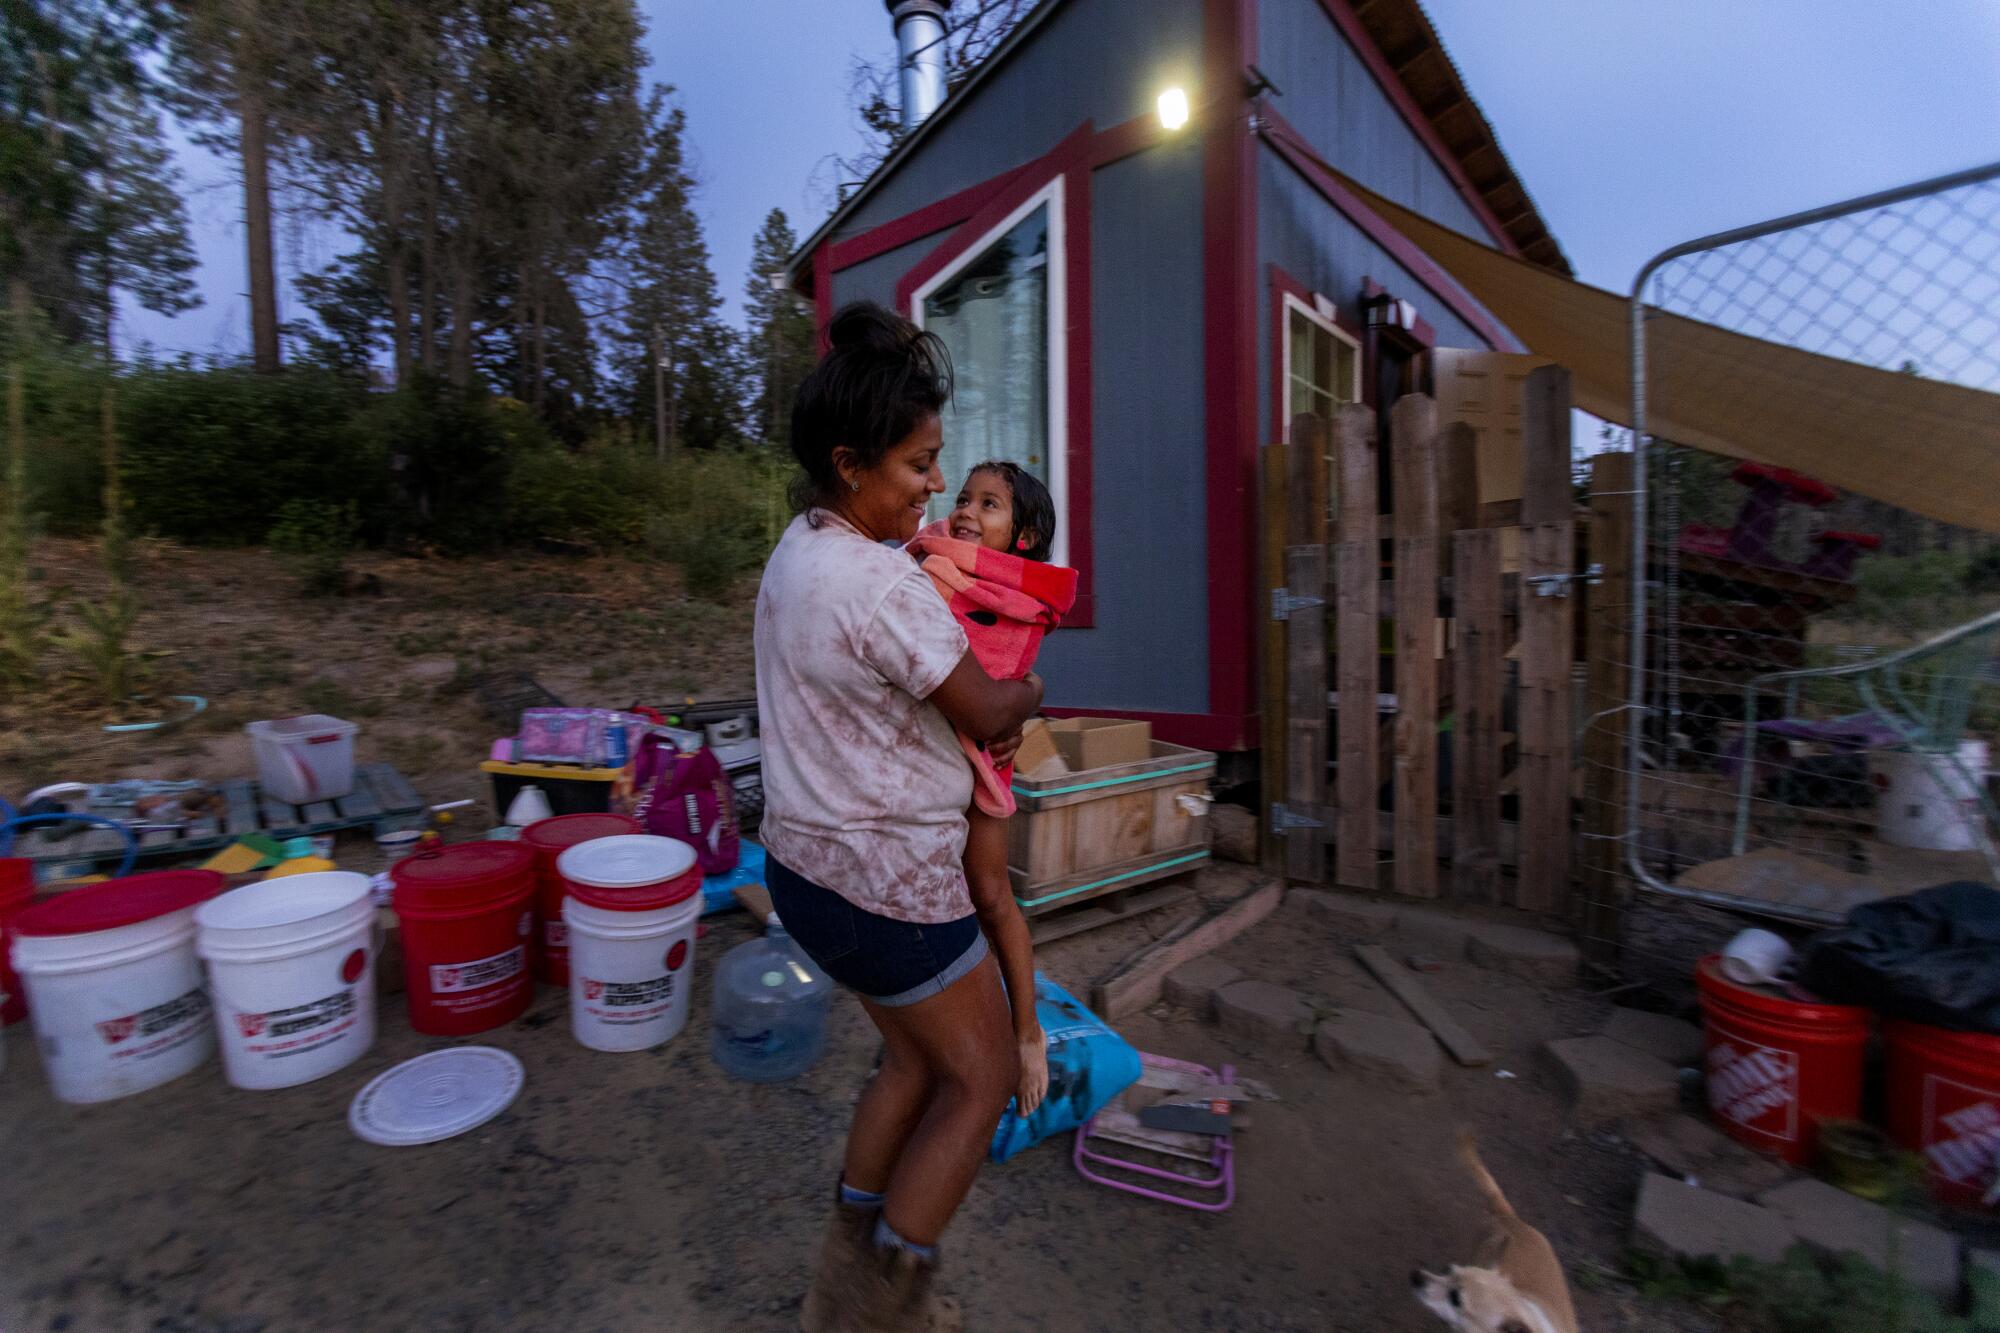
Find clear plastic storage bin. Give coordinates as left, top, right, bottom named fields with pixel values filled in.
left=246, top=714, right=359, bottom=804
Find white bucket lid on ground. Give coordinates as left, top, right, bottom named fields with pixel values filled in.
left=349, top=1047, right=524, bottom=1146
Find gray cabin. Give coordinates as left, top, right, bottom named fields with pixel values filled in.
left=789, top=0, right=1569, bottom=755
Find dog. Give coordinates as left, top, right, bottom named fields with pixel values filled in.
left=1411, top=1134, right=1579, bottom=1333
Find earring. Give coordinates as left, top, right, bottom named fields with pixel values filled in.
left=1016, top=538, right=1030, bottom=550
left=849, top=480, right=860, bottom=492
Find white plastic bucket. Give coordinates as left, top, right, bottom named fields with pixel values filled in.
left=1872, top=741, right=1990, bottom=852
left=246, top=714, right=359, bottom=805
left=196, top=871, right=378, bottom=1090
left=12, top=886, right=217, bottom=1105
left=558, top=836, right=703, bottom=1053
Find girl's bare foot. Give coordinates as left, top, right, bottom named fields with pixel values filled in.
left=1015, top=1025, right=1049, bottom=1115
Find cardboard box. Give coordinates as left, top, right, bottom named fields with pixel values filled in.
left=1047, top=717, right=1152, bottom=772
left=1014, top=718, right=1068, bottom=780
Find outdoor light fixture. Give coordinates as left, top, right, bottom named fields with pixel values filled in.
left=1157, top=86, right=1190, bottom=130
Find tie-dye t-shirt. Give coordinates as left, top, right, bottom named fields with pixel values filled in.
left=755, top=510, right=975, bottom=924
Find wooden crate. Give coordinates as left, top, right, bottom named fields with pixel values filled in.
left=1008, top=741, right=1216, bottom=916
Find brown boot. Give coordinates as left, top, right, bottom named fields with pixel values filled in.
left=874, top=1246, right=963, bottom=1333
left=799, top=1199, right=882, bottom=1332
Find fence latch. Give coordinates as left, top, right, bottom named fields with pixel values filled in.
left=1271, top=588, right=1326, bottom=621
left=1524, top=563, right=1604, bottom=599
left=1270, top=802, right=1325, bottom=837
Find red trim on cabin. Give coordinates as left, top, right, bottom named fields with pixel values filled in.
left=827, top=164, right=1036, bottom=273
left=893, top=123, right=1095, bottom=310
left=823, top=112, right=1168, bottom=283
left=812, top=242, right=832, bottom=352
left=1041, top=706, right=1257, bottom=754
left=1090, top=110, right=1176, bottom=169
left=1201, top=0, right=1261, bottom=731
left=1309, top=0, right=1523, bottom=257
left=1260, top=110, right=1519, bottom=354
left=1061, top=152, right=1097, bottom=629
left=886, top=122, right=1099, bottom=628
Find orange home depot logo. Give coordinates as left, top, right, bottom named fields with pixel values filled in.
left=1921, top=1077, right=2000, bottom=1186
left=236, top=1012, right=269, bottom=1038
left=96, top=1015, right=137, bottom=1045
left=1707, top=1037, right=1798, bottom=1142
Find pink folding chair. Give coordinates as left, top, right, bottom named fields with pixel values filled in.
left=1073, top=1053, right=1235, bottom=1212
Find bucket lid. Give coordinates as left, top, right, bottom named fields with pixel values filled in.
left=521, top=812, right=642, bottom=858
left=390, top=841, right=535, bottom=909
left=349, top=1047, right=524, bottom=1147
left=557, top=835, right=700, bottom=910
left=196, top=871, right=372, bottom=932
left=12, top=870, right=222, bottom=937
left=0, top=857, right=33, bottom=911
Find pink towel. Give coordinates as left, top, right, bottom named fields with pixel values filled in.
left=906, top=522, right=1079, bottom=817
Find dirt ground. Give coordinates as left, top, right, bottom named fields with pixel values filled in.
left=0, top=541, right=1723, bottom=1331
left=0, top=872, right=1722, bottom=1333
left=0, top=539, right=757, bottom=806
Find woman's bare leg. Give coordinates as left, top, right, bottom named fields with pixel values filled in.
left=842, top=998, right=933, bottom=1194
left=856, top=953, right=1017, bottom=1247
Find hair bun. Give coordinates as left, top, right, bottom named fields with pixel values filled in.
left=828, top=302, right=913, bottom=356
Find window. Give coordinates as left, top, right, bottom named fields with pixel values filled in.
left=1283, top=295, right=1361, bottom=440
left=912, top=179, right=1068, bottom=563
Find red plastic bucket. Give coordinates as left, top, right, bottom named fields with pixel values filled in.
left=0, top=857, right=35, bottom=1025
left=1696, top=956, right=1870, bottom=1165
left=1883, top=1020, right=2000, bottom=1210
left=390, top=842, right=537, bottom=1036
left=521, top=813, right=639, bottom=986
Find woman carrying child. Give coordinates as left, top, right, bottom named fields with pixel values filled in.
left=756, top=303, right=1071, bottom=1331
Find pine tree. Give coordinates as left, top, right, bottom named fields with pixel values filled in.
left=1, top=0, right=197, bottom=694
left=743, top=209, right=817, bottom=447
left=619, top=98, right=737, bottom=453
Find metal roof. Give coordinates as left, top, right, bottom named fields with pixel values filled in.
left=1346, top=0, right=1571, bottom=274
left=790, top=0, right=1570, bottom=282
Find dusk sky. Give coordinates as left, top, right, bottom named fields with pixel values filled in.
left=124, top=1, right=2000, bottom=359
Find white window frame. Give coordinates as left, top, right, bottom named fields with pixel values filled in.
left=910, top=175, right=1069, bottom=567
left=1280, top=290, right=1363, bottom=444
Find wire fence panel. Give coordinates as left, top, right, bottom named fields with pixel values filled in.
left=1593, top=163, right=2000, bottom=982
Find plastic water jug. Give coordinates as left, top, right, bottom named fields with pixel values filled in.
left=710, top=916, right=833, bottom=1082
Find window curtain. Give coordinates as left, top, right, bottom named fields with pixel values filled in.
left=922, top=204, right=1051, bottom=525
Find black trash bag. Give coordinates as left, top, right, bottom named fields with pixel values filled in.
left=1799, top=882, right=2000, bottom=1033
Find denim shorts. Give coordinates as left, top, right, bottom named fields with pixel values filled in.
left=765, top=854, right=987, bottom=1006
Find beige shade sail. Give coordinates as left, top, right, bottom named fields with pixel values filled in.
left=1323, top=162, right=2000, bottom=535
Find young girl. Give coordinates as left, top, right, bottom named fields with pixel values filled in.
left=907, top=462, right=1075, bottom=1121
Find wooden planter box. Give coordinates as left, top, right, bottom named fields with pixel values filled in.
left=1008, top=742, right=1217, bottom=915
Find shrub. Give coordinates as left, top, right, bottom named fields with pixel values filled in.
left=504, top=441, right=653, bottom=545
left=269, top=498, right=360, bottom=597
left=19, top=342, right=111, bottom=535
left=639, top=449, right=789, bottom=599
left=360, top=380, right=544, bottom=552
left=121, top=366, right=381, bottom=545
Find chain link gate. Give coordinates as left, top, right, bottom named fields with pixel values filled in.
left=1598, top=161, right=2000, bottom=971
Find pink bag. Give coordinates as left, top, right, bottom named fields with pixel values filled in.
left=630, top=732, right=740, bottom=875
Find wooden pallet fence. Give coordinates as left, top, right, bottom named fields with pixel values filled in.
left=1283, top=413, right=1333, bottom=883
left=1333, top=404, right=1379, bottom=891
left=1516, top=365, right=1575, bottom=913
left=1264, top=388, right=1581, bottom=916
left=1390, top=396, right=1440, bottom=899
left=1452, top=527, right=1503, bottom=902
